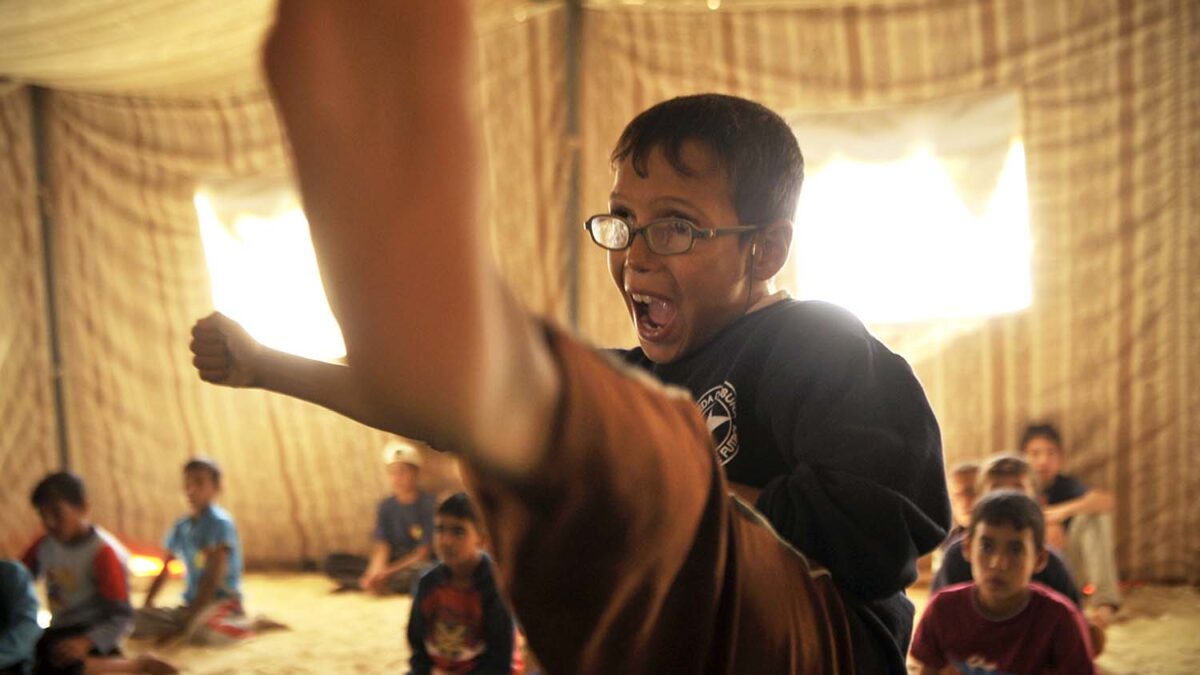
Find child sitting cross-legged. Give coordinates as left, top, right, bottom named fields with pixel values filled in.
left=911, top=490, right=1095, bottom=674
left=134, top=458, right=273, bottom=646
left=22, top=473, right=175, bottom=674
left=407, top=493, right=522, bottom=675
left=325, top=440, right=436, bottom=595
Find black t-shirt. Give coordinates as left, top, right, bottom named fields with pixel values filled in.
left=1044, top=474, right=1088, bottom=505
left=617, top=299, right=951, bottom=674
left=932, top=538, right=1083, bottom=608
left=1043, top=474, right=1089, bottom=528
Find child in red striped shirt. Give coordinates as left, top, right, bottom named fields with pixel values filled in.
left=22, top=472, right=175, bottom=675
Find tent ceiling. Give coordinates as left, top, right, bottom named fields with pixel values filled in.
left=0, top=0, right=561, bottom=96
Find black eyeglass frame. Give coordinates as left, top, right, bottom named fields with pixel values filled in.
left=583, top=214, right=760, bottom=256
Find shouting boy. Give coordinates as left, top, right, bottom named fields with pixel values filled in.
left=189, top=1, right=948, bottom=671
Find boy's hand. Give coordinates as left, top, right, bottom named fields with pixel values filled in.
left=51, top=635, right=92, bottom=665
left=190, top=312, right=263, bottom=387
left=360, top=570, right=387, bottom=593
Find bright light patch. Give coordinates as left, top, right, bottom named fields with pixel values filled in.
left=128, top=554, right=185, bottom=578
left=788, top=91, right=1032, bottom=325
left=791, top=140, right=1032, bottom=324
left=37, top=609, right=51, bottom=629
left=195, top=180, right=346, bottom=360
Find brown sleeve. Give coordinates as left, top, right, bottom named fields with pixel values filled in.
left=463, top=326, right=854, bottom=675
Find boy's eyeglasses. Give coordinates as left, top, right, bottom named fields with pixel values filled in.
left=584, top=214, right=759, bottom=256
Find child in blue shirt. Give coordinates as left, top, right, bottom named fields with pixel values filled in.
left=134, top=458, right=250, bottom=646
left=325, top=441, right=436, bottom=594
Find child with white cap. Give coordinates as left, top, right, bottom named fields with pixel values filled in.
left=324, top=440, right=436, bottom=594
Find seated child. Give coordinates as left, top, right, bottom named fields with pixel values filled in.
left=134, top=458, right=252, bottom=646
left=933, top=462, right=979, bottom=573
left=407, top=493, right=521, bottom=675
left=1021, top=422, right=1121, bottom=626
left=325, top=440, right=435, bottom=594
left=21, top=473, right=175, bottom=674
left=911, top=491, right=1095, bottom=674
left=1, top=558, right=41, bottom=675
left=932, top=455, right=1083, bottom=609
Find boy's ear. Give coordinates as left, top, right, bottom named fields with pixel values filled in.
left=1034, top=548, right=1049, bottom=574
left=750, top=218, right=793, bottom=281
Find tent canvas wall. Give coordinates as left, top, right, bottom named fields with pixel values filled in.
left=1, top=0, right=1197, bottom=583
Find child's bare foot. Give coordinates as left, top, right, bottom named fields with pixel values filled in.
left=251, top=615, right=289, bottom=632
left=136, top=654, right=179, bottom=674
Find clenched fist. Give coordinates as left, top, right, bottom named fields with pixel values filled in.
left=189, top=312, right=263, bottom=388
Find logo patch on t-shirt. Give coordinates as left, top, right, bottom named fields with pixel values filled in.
left=698, top=381, right=739, bottom=465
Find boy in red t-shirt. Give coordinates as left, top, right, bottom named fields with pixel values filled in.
left=911, top=491, right=1094, bottom=674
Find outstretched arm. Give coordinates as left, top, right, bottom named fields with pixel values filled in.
left=191, top=312, right=415, bottom=435
left=198, top=0, right=559, bottom=475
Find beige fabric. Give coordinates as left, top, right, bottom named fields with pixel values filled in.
left=0, top=87, right=59, bottom=556
left=575, top=0, right=1200, bottom=583
left=0, top=0, right=273, bottom=96
left=0, top=0, right=560, bottom=96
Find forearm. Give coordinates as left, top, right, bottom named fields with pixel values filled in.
left=384, top=546, right=430, bottom=574
left=186, top=551, right=227, bottom=619
left=263, top=0, right=558, bottom=473
left=143, top=564, right=171, bottom=607
left=363, top=543, right=390, bottom=575
left=1080, top=488, right=1114, bottom=514
left=254, top=347, right=406, bottom=434
left=86, top=598, right=133, bottom=654
left=1048, top=490, right=1113, bottom=523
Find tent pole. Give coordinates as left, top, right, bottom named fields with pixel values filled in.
left=565, top=0, right=583, bottom=329
left=30, top=86, right=71, bottom=471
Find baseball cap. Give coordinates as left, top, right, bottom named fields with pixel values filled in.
left=382, top=440, right=423, bottom=468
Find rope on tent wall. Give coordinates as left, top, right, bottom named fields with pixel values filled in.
left=565, top=0, right=583, bottom=329
left=30, top=86, right=71, bottom=471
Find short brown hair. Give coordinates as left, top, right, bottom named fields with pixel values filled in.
left=979, top=454, right=1038, bottom=493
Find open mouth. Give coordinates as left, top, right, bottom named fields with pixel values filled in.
left=629, top=292, right=678, bottom=341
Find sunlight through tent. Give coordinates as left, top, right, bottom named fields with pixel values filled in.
left=789, top=92, right=1032, bottom=324
left=195, top=179, right=346, bottom=360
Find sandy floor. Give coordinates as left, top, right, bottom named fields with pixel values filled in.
left=126, top=574, right=1199, bottom=674
left=128, top=574, right=413, bottom=674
